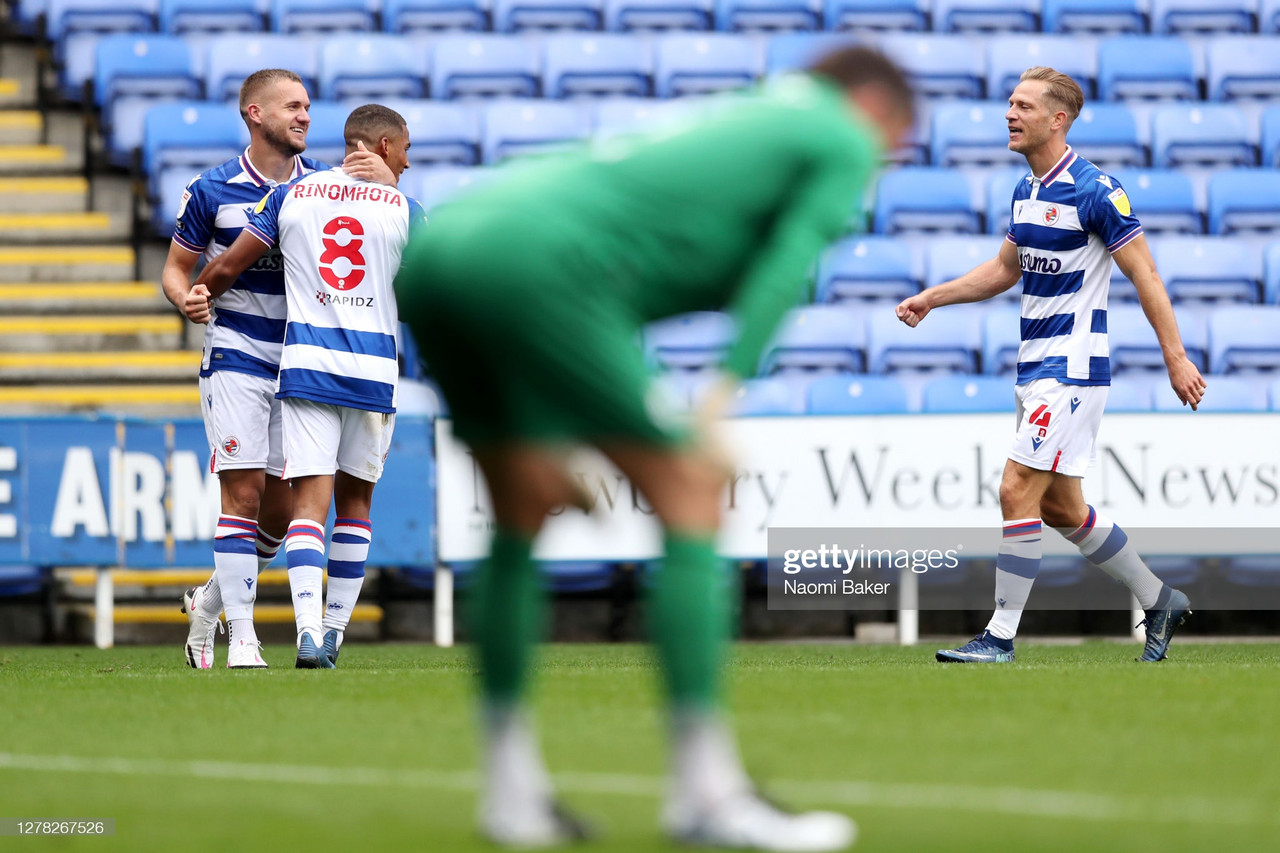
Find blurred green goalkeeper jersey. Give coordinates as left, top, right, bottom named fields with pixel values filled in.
left=422, top=75, right=884, bottom=378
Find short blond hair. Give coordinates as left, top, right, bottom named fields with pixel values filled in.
left=238, top=69, right=305, bottom=124
left=1020, top=66, right=1084, bottom=129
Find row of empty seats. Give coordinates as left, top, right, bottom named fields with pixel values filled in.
left=21, top=0, right=1280, bottom=38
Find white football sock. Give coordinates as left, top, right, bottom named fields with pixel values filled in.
left=214, top=515, right=258, bottom=624
left=1065, top=506, right=1165, bottom=609
left=323, top=518, right=370, bottom=636
left=986, top=519, right=1043, bottom=641
left=285, top=518, right=326, bottom=644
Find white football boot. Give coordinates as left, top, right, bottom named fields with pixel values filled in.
left=181, top=586, right=222, bottom=669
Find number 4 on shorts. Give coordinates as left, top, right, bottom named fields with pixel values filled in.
left=1029, top=404, right=1051, bottom=427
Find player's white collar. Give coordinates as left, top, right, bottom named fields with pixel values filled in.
left=1036, top=145, right=1076, bottom=188
left=239, top=147, right=304, bottom=188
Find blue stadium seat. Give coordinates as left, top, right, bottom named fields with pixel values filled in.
left=823, top=0, right=926, bottom=31
left=1152, top=236, right=1261, bottom=303
left=980, top=304, right=1021, bottom=375
left=987, top=36, right=1098, bottom=101
left=1097, top=36, right=1196, bottom=101
left=1270, top=374, right=1280, bottom=407
left=805, top=374, right=911, bottom=413
left=1265, top=0, right=1280, bottom=32
left=1266, top=240, right=1280, bottom=302
left=1069, top=103, right=1144, bottom=169
left=411, top=166, right=499, bottom=210
left=45, top=0, right=157, bottom=43
left=1206, top=37, right=1280, bottom=101
left=591, top=97, right=690, bottom=135
left=930, top=101, right=1024, bottom=168
left=1221, top=557, right=1280, bottom=588
left=874, top=167, right=980, bottom=234
left=142, top=99, right=243, bottom=181
left=728, top=377, right=808, bottom=415
left=493, top=0, right=604, bottom=31
left=605, top=0, right=714, bottom=31
left=653, top=34, right=760, bottom=98
left=430, top=35, right=541, bottom=99
left=759, top=305, right=867, bottom=374
left=985, top=167, right=1029, bottom=235
left=1107, top=303, right=1209, bottom=372
left=1152, top=104, right=1256, bottom=168
left=1110, top=168, right=1202, bottom=233
left=921, top=375, right=1014, bottom=412
left=481, top=100, right=590, bottom=163
left=270, top=0, right=374, bottom=33
left=1042, top=0, right=1145, bottom=34
left=1262, top=106, right=1280, bottom=167
left=715, top=0, right=821, bottom=32
left=319, top=34, right=425, bottom=100
left=95, top=34, right=200, bottom=166
left=296, top=101, right=347, bottom=164
left=1035, top=556, right=1086, bottom=588
left=1150, top=0, right=1256, bottom=34
left=815, top=236, right=919, bottom=303
left=0, top=567, right=49, bottom=599
left=152, top=166, right=194, bottom=235
left=204, top=34, right=318, bottom=101
left=541, top=561, right=618, bottom=593
left=643, top=310, right=734, bottom=370
left=382, top=0, right=488, bottom=32
left=764, top=33, right=858, bottom=74
left=1154, top=374, right=1267, bottom=410
left=160, top=0, right=261, bottom=33
left=652, top=369, right=715, bottom=410
left=924, top=235, right=1007, bottom=288
left=878, top=34, right=984, bottom=99
left=1208, top=169, right=1280, bottom=235
left=932, top=0, right=1038, bottom=32
left=1107, top=374, right=1158, bottom=411
left=867, top=307, right=981, bottom=373
left=383, top=100, right=480, bottom=166
left=543, top=35, right=652, bottom=98
left=1208, top=305, right=1280, bottom=373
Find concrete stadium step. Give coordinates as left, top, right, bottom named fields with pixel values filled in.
left=0, top=281, right=167, bottom=313
left=0, top=315, right=183, bottom=351
left=0, top=79, right=26, bottom=109
left=0, top=383, right=200, bottom=413
left=0, top=245, right=135, bottom=281
left=0, top=350, right=200, bottom=382
left=0, top=110, right=43, bottom=145
left=0, top=177, right=88, bottom=213
left=0, top=211, right=119, bottom=243
left=0, top=144, right=74, bottom=175
left=65, top=569, right=292, bottom=588
left=72, top=603, right=383, bottom=625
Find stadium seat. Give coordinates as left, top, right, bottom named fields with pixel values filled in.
left=591, top=97, right=679, bottom=135
left=1265, top=0, right=1280, bottom=32
left=540, top=561, right=618, bottom=593
left=142, top=99, right=243, bottom=185
left=481, top=100, right=591, bottom=163
left=643, top=310, right=734, bottom=371
left=878, top=34, right=984, bottom=99
left=759, top=305, right=867, bottom=375
left=382, top=100, right=480, bottom=167
left=1270, top=374, right=1280, bottom=407
left=1262, top=106, right=1280, bottom=167
left=160, top=0, right=261, bottom=34
left=823, top=0, right=927, bottom=32
left=714, top=0, right=820, bottom=32
left=382, top=0, right=488, bottom=32
left=44, top=0, right=157, bottom=43
left=1150, top=0, right=1256, bottom=34
left=867, top=307, right=981, bottom=373
left=430, top=35, right=541, bottom=99
left=1107, top=303, right=1210, bottom=373
left=605, top=0, right=714, bottom=31
left=1152, top=236, right=1261, bottom=303
left=1109, top=168, right=1202, bottom=233
left=921, top=375, right=1014, bottom=412
left=985, top=168, right=1029, bottom=235
left=152, top=165, right=194, bottom=235
left=1206, top=37, right=1280, bottom=101
left=652, top=369, right=714, bottom=410
left=492, top=0, right=604, bottom=31
left=411, top=166, right=498, bottom=210
left=293, top=100, right=346, bottom=164
left=930, top=101, right=1024, bottom=168
left=1068, top=103, right=1145, bottom=169
left=874, top=167, right=980, bottom=234
left=204, top=34, right=318, bottom=101
left=1042, top=0, right=1146, bottom=34
left=1151, top=104, right=1256, bottom=168
left=980, top=304, right=1021, bottom=375
left=543, top=35, right=653, bottom=98
left=1097, top=36, right=1196, bottom=101
left=1208, top=169, right=1280, bottom=235
left=924, top=235, right=1007, bottom=288
left=1221, top=557, right=1280, bottom=588
left=815, top=236, right=919, bottom=303
left=318, top=35, right=425, bottom=100
left=805, top=374, right=911, bottom=413
left=728, top=377, right=808, bottom=415
left=270, top=0, right=374, bottom=33
left=95, top=35, right=200, bottom=166
left=1107, top=374, right=1157, bottom=411
left=0, top=566, right=49, bottom=599
left=653, top=34, right=761, bottom=98
left=1154, top=374, right=1267, bottom=410
left=1208, top=305, right=1280, bottom=373
left=764, top=33, right=858, bottom=74
left=987, top=36, right=1098, bottom=101
left=1266, top=240, right=1280, bottom=302
left=931, top=0, right=1038, bottom=33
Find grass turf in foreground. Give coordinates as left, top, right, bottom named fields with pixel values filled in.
left=0, top=642, right=1278, bottom=853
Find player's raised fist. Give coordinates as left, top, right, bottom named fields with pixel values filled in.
left=895, top=294, right=930, bottom=328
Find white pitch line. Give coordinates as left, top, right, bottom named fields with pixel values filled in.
left=0, top=752, right=1270, bottom=828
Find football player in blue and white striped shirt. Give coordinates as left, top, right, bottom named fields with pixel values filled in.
left=896, top=66, right=1206, bottom=664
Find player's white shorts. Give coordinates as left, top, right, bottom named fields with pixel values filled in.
left=200, top=371, right=285, bottom=477
left=1008, top=378, right=1108, bottom=478
left=281, top=397, right=395, bottom=482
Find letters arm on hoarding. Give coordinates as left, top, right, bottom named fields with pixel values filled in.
left=1112, top=234, right=1206, bottom=410
left=895, top=238, right=1021, bottom=327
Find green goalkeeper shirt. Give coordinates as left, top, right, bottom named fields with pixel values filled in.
left=432, top=75, right=884, bottom=378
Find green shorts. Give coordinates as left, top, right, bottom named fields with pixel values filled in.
left=395, top=208, right=687, bottom=448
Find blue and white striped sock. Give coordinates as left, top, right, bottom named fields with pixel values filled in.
left=323, top=518, right=371, bottom=639
left=256, top=528, right=284, bottom=573
left=214, top=515, right=258, bottom=628
left=1066, top=506, right=1165, bottom=609
left=986, top=518, right=1043, bottom=641
left=285, top=519, right=327, bottom=644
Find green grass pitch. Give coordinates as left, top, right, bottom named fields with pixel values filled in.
left=1, top=641, right=1279, bottom=852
